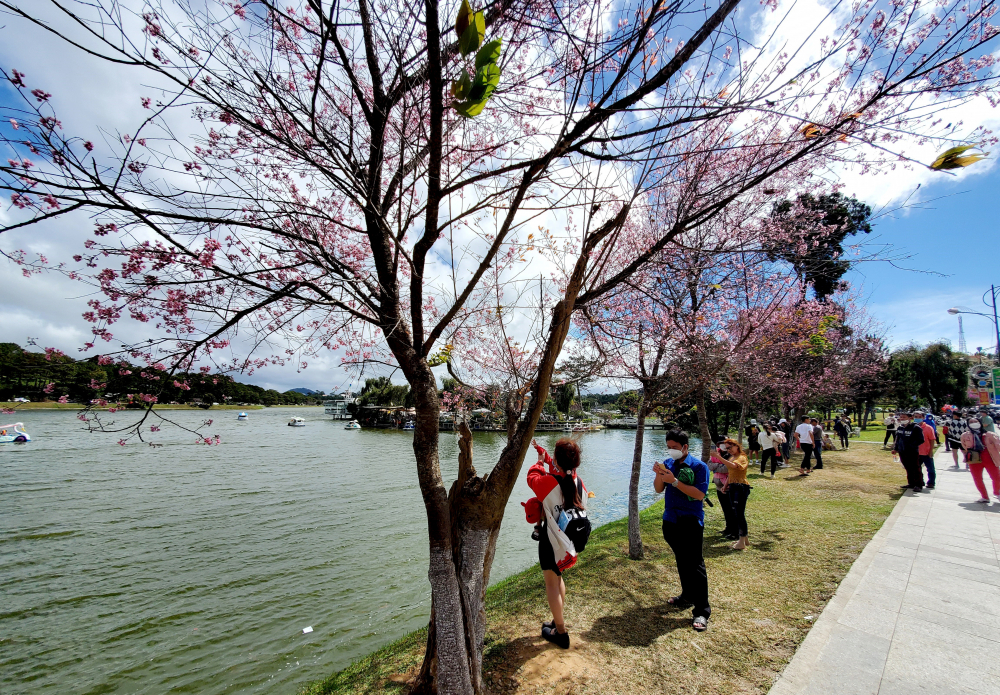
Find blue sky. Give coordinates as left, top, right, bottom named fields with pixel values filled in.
left=847, top=166, right=1000, bottom=355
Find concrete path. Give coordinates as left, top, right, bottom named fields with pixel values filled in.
left=769, top=445, right=1000, bottom=695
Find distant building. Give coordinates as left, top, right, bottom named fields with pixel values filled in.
left=323, top=392, right=356, bottom=419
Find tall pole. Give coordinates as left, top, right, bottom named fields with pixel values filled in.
left=992, top=284, right=1000, bottom=364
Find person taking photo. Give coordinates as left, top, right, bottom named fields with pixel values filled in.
left=717, top=439, right=751, bottom=549
left=653, top=430, right=711, bottom=632
left=526, top=438, right=589, bottom=648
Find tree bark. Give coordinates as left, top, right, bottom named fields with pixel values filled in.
left=696, top=385, right=713, bottom=462
left=736, top=401, right=748, bottom=448
left=628, top=394, right=647, bottom=560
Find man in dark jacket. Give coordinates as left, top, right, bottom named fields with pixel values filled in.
left=894, top=411, right=926, bottom=491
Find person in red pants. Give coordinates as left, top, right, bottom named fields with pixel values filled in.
left=960, top=418, right=1000, bottom=503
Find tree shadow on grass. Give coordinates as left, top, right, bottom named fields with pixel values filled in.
left=584, top=602, right=690, bottom=647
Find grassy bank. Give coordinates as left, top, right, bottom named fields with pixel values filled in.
left=304, top=445, right=903, bottom=695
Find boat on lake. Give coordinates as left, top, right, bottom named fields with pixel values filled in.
left=0, top=423, right=31, bottom=443
left=237, top=412, right=249, bottom=421
left=344, top=420, right=361, bottom=430
left=287, top=417, right=306, bottom=427
left=402, top=421, right=415, bottom=430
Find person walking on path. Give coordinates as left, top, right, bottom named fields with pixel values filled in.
left=795, top=416, right=815, bottom=475
left=778, top=418, right=792, bottom=463
left=717, top=439, right=751, bottom=549
left=893, top=411, right=925, bottom=491
left=811, top=418, right=825, bottom=470
left=707, top=446, right=735, bottom=541
left=946, top=414, right=969, bottom=469
left=834, top=417, right=850, bottom=449
left=883, top=412, right=897, bottom=449
left=960, top=417, right=1000, bottom=503
left=758, top=423, right=780, bottom=477
left=915, top=411, right=937, bottom=490
left=653, top=430, right=711, bottom=632
left=526, top=438, right=589, bottom=648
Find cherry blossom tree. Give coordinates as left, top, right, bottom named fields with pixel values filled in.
left=2, top=0, right=998, bottom=691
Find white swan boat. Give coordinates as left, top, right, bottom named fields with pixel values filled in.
left=237, top=412, right=249, bottom=421
left=344, top=420, right=361, bottom=430
left=0, top=422, right=31, bottom=443
left=288, top=417, right=306, bottom=427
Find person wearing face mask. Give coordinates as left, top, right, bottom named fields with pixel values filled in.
left=893, top=411, right=925, bottom=491
left=716, top=439, right=751, bottom=549
left=960, top=417, right=1000, bottom=503
left=653, top=430, right=711, bottom=632
left=914, top=411, right=937, bottom=490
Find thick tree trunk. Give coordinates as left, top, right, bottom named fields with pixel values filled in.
left=628, top=395, right=647, bottom=560
left=696, top=386, right=713, bottom=462
left=412, top=422, right=501, bottom=695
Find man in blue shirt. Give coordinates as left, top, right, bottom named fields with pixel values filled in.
left=653, top=429, right=711, bottom=631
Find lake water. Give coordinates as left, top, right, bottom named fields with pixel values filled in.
left=1, top=408, right=682, bottom=694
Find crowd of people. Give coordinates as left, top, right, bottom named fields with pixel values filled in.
left=523, top=405, right=1000, bottom=644
left=888, top=406, right=1000, bottom=502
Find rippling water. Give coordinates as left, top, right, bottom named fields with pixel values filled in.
left=0, top=408, right=686, bottom=694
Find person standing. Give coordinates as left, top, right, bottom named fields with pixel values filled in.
left=811, top=418, right=825, bottom=470
left=746, top=420, right=761, bottom=463
left=946, top=413, right=968, bottom=469
left=707, top=445, right=735, bottom=541
left=834, top=417, right=850, bottom=449
left=757, top=423, right=779, bottom=477
left=883, top=412, right=897, bottom=449
left=653, top=430, right=711, bottom=632
left=527, top=439, right=589, bottom=648
left=717, top=438, right=751, bottom=549
left=960, top=417, right=1000, bottom=503
left=893, top=411, right=925, bottom=491
left=925, top=411, right=939, bottom=444
left=795, top=415, right=815, bottom=475
left=915, top=411, right=937, bottom=490
left=979, top=408, right=996, bottom=433
left=778, top=418, right=792, bottom=463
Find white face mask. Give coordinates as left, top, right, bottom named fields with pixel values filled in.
left=970, top=422, right=982, bottom=430
left=666, top=448, right=685, bottom=461
left=899, top=419, right=910, bottom=426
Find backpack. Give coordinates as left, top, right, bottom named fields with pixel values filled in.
left=557, top=477, right=592, bottom=553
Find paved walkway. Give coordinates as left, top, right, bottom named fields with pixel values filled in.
left=769, top=445, right=1000, bottom=695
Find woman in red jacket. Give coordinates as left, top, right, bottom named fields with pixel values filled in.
left=527, top=438, right=588, bottom=649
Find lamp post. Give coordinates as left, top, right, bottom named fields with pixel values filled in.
left=949, top=284, right=1000, bottom=363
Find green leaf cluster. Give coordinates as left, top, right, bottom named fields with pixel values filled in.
left=930, top=145, right=989, bottom=171
left=451, top=1, right=502, bottom=118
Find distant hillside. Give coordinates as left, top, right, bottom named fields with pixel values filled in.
left=289, top=387, right=321, bottom=396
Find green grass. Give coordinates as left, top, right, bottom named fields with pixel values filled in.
left=303, top=446, right=903, bottom=695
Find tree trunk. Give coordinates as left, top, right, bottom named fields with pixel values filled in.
left=696, top=385, right=713, bottom=462
left=736, top=401, right=748, bottom=448
left=721, top=404, right=732, bottom=440
left=412, top=421, right=502, bottom=695
left=628, top=395, right=647, bottom=560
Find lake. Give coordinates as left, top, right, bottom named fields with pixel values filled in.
left=0, top=408, right=684, bottom=694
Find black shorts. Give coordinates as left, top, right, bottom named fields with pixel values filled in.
left=538, top=530, right=562, bottom=575
left=749, top=442, right=761, bottom=452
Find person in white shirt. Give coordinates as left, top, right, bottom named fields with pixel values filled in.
left=758, top=423, right=780, bottom=477
left=794, top=415, right=816, bottom=475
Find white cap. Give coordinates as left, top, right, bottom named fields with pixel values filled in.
left=751, top=419, right=758, bottom=425
left=779, top=418, right=786, bottom=423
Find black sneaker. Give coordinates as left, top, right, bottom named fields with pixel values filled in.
left=542, top=625, right=570, bottom=649
left=926, top=484, right=935, bottom=489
